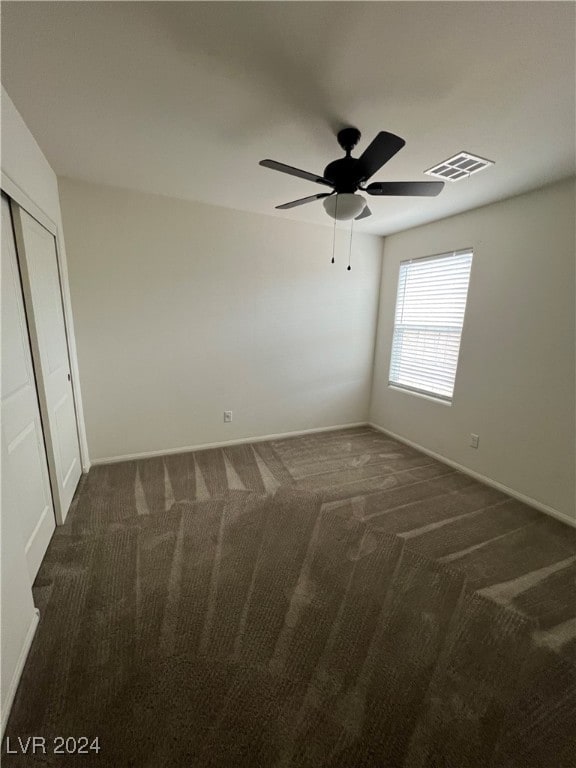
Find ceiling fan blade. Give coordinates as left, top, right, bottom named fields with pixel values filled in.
left=357, top=132, right=406, bottom=181
left=367, top=181, right=444, bottom=197
left=275, top=192, right=333, bottom=210
left=260, top=159, right=333, bottom=187
left=355, top=205, right=372, bottom=220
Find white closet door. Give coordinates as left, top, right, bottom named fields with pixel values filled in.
left=1, top=195, right=55, bottom=579
left=11, top=204, right=82, bottom=523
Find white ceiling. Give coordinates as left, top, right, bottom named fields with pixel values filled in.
left=2, top=2, right=575, bottom=235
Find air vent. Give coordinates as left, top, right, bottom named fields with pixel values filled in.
left=425, top=152, right=494, bottom=182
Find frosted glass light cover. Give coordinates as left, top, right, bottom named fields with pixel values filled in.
left=323, top=193, right=366, bottom=220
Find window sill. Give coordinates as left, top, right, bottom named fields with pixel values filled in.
left=388, top=384, right=453, bottom=407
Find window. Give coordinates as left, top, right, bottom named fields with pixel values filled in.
left=389, top=249, right=473, bottom=402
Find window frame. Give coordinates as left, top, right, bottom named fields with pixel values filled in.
left=387, top=248, right=473, bottom=405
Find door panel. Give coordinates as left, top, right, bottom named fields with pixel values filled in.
left=1, top=195, right=55, bottom=579
left=54, top=393, right=79, bottom=486
left=11, top=205, right=82, bottom=522
left=7, top=425, right=51, bottom=550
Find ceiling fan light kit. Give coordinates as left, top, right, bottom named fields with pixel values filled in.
left=323, top=193, right=366, bottom=220
left=259, top=126, right=445, bottom=222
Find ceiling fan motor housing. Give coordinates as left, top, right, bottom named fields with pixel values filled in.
left=323, top=157, right=365, bottom=193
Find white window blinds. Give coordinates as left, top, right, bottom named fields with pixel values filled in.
left=389, top=249, right=473, bottom=402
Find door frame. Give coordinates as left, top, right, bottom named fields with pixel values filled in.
left=1, top=172, right=90, bottom=515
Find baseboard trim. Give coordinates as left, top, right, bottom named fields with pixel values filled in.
left=1, top=608, right=40, bottom=737
left=368, top=422, right=576, bottom=529
left=91, top=422, right=370, bottom=466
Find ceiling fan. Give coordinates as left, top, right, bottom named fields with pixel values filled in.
left=259, top=127, right=444, bottom=220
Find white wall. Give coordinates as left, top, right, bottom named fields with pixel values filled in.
left=59, top=178, right=383, bottom=462
left=1, top=92, right=60, bottom=223
left=370, top=178, right=576, bottom=522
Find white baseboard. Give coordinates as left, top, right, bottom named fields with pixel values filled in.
left=368, top=422, right=576, bottom=529
left=91, top=422, right=370, bottom=466
left=1, top=608, right=40, bottom=738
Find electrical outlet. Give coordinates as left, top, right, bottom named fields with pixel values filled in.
left=470, top=433, right=479, bottom=449
left=224, top=410, right=233, bottom=423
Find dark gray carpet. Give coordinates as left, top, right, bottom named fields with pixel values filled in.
left=4, top=427, right=576, bottom=767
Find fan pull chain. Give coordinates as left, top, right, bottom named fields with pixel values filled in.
left=331, top=196, right=339, bottom=263
left=347, top=217, right=354, bottom=271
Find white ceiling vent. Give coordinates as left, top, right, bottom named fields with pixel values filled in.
left=425, top=152, right=494, bottom=182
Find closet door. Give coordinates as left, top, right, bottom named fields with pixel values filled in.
left=11, top=204, right=82, bottom=523
left=1, top=195, right=55, bottom=579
